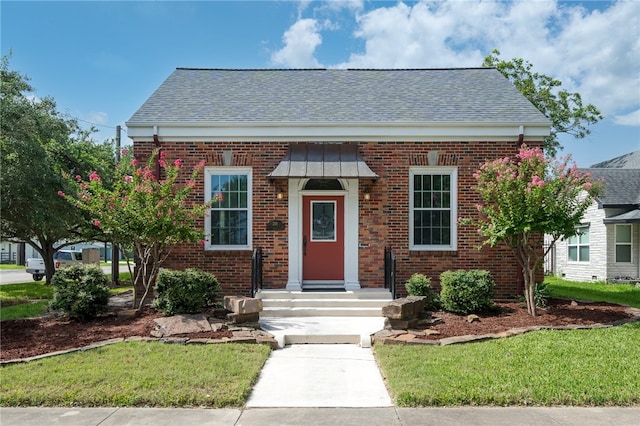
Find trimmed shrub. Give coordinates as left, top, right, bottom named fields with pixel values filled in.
left=50, top=264, right=111, bottom=320
left=153, top=268, right=220, bottom=316
left=405, top=273, right=440, bottom=311
left=439, top=270, right=495, bottom=314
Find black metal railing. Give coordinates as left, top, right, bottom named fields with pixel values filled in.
left=543, top=241, right=555, bottom=276
left=251, top=247, right=263, bottom=297
left=384, top=246, right=397, bottom=299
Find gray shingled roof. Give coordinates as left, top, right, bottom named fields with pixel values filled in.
left=591, top=149, right=640, bottom=168
left=127, top=68, right=550, bottom=124
left=583, top=169, right=640, bottom=206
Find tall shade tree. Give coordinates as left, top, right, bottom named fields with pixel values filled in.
left=0, top=55, right=115, bottom=283
left=483, top=50, right=603, bottom=157
left=64, top=150, right=212, bottom=309
left=464, top=145, right=600, bottom=316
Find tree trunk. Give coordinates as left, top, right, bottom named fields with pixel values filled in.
left=523, top=262, right=537, bottom=316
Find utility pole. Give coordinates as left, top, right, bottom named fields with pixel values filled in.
left=111, top=125, right=121, bottom=286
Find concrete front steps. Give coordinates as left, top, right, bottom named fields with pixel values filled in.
left=256, top=289, right=393, bottom=317
left=255, top=289, right=392, bottom=347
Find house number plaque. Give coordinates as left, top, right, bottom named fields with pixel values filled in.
left=266, top=220, right=285, bottom=231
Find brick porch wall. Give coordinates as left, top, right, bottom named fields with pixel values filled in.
left=134, top=140, right=543, bottom=299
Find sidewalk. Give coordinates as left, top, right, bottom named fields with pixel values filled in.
left=2, top=406, right=639, bottom=425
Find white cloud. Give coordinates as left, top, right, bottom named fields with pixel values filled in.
left=614, top=109, right=640, bottom=127
left=273, top=1, right=639, bottom=123
left=271, top=18, right=323, bottom=68
left=86, top=111, right=108, bottom=125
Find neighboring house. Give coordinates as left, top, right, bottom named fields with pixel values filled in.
left=552, top=168, right=640, bottom=282
left=126, top=68, right=550, bottom=299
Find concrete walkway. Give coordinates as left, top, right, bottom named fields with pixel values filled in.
left=3, top=406, right=640, bottom=425
left=247, top=344, right=392, bottom=407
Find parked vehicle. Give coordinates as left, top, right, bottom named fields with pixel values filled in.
left=25, top=258, right=46, bottom=281
left=54, top=250, right=83, bottom=270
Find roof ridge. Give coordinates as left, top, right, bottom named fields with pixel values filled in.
left=174, top=67, right=495, bottom=71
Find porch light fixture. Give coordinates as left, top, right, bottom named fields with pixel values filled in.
left=277, top=191, right=284, bottom=200
left=363, top=188, right=371, bottom=201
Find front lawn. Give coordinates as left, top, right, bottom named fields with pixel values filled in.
left=544, top=276, right=640, bottom=308
left=376, top=322, right=640, bottom=406
left=0, top=274, right=133, bottom=320
left=1, top=341, right=271, bottom=407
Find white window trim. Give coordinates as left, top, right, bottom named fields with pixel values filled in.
left=614, top=224, right=633, bottom=263
left=204, top=166, right=252, bottom=251
left=409, top=167, right=458, bottom=251
left=567, top=225, right=589, bottom=263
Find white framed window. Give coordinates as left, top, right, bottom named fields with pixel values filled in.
left=409, top=167, right=457, bottom=251
left=567, top=225, right=589, bottom=262
left=615, top=224, right=632, bottom=263
left=204, top=167, right=252, bottom=250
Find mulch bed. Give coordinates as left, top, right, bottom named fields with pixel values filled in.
left=1, top=298, right=636, bottom=361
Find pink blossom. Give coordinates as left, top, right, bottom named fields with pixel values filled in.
left=121, top=148, right=128, bottom=156
left=531, top=175, right=545, bottom=188
left=160, top=151, right=166, bottom=160
left=199, top=239, right=206, bottom=246
left=57, top=190, right=65, bottom=197
left=124, top=175, right=133, bottom=183
left=131, top=159, right=139, bottom=166
left=75, top=175, right=82, bottom=181
left=93, top=219, right=101, bottom=227
left=174, top=159, right=182, bottom=168
left=583, top=181, right=592, bottom=191
left=157, top=212, right=162, bottom=217
left=476, top=203, right=484, bottom=212
left=89, top=171, right=101, bottom=182
left=159, top=159, right=167, bottom=168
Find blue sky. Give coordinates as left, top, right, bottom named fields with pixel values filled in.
left=2, top=0, right=638, bottom=167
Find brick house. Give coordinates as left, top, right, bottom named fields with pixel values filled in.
left=126, top=68, right=550, bottom=301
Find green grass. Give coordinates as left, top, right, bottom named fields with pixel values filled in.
left=544, top=276, right=640, bottom=308
left=0, top=301, right=50, bottom=320
left=375, top=322, right=640, bottom=406
left=0, top=281, right=54, bottom=302
left=0, top=275, right=132, bottom=320
left=0, top=341, right=271, bottom=407
left=0, top=264, right=25, bottom=270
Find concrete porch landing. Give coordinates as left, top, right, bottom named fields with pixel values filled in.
left=259, top=316, right=386, bottom=348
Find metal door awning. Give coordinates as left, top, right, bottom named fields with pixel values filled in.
left=268, top=143, right=378, bottom=179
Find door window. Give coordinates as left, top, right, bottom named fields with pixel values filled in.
left=311, top=201, right=336, bottom=241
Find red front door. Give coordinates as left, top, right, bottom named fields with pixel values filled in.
left=302, top=195, right=344, bottom=282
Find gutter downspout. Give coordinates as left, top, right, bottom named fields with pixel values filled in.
left=518, top=125, right=524, bottom=146
left=153, top=125, right=161, bottom=178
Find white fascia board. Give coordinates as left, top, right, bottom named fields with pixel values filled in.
left=125, top=121, right=551, bottom=142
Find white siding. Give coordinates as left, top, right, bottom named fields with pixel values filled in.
left=554, top=202, right=607, bottom=282
left=553, top=203, right=640, bottom=281
left=605, top=212, right=640, bottom=279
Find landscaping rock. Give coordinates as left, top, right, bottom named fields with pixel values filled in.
left=381, top=296, right=426, bottom=320
left=467, top=314, right=481, bottom=323
left=223, top=296, right=263, bottom=314
left=226, top=312, right=260, bottom=324
left=151, top=314, right=212, bottom=338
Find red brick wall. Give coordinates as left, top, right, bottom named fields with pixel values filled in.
left=133, top=140, right=543, bottom=299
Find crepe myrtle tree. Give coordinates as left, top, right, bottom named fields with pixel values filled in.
left=462, top=145, right=600, bottom=316
left=63, top=149, right=215, bottom=309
